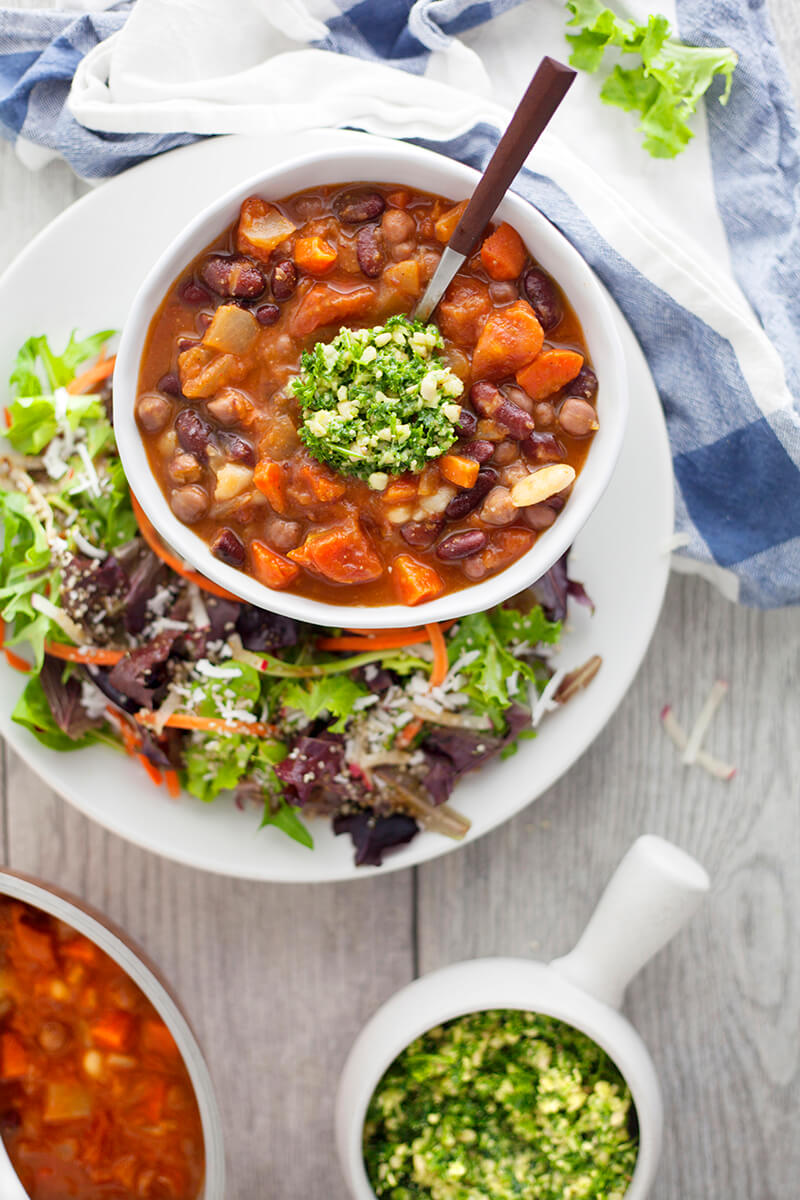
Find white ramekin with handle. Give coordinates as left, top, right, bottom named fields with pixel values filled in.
left=336, top=835, right=710, bottom=1200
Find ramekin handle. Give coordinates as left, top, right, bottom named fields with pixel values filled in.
left=550, top=835, right=709, bottom=1009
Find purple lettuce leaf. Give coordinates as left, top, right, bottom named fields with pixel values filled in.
left=529, top=550, right=593, bottom=623
left=107, top=630, right=180, bottom=709
left=236, top=605, right=298, bottom=652
left=422, top=703, right=532, bottom=805
left=124, top=550, right=168, bottom=635
left=39, top=656, right=103, bottom=740
left=333, top=810, right=419, bottom=866
left=274, top=734, right=350, bottom=807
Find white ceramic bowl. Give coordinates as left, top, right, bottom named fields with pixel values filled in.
left=114, top=139, right=628, bottom=629
left=0, top=869, right=225, bottom=1199
left=336, top=836, right=710, bottom=1200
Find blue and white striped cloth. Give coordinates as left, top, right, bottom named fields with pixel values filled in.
left=0, top=0, right=798, bottom=607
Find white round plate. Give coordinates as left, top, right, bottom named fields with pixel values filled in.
left=0, top=130, right=672, bottom=882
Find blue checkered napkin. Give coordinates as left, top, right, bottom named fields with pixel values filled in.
left=0, top=0, right=798, bottom=607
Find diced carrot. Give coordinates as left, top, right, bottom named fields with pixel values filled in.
left=290, top=284, right=375, bottom=337
left=289, top=519, right=383, bottom=584
left=471, top=300, right=544, bottom=381
left=383, top=259, right=421, bottom=298
left=1, top=1032, right=28, bottom=1079
left=438, top=454, right=480, bottom=489
left=386, top=189, right=411, bottom=208
left=253, top=460, right=289, bottom=513
left=142, top=1018, right=180, bottom=1060
left=383, top=477, right=418, bottom=503
left=480, top=222, right=527, bottom=281
left=89, top=1010, right=137, bottom=1052
left=44, top=1081, right=92, bottom=1123
left=295, top=460, right=346, bottom=502
left=392, top=555, right=445, bottom=606
left=437, top=276, right=492, bottom=347
left=434, top=199, right=468, bottom=243
left=251, top=540, right=300, bottom=590
left=60, top=937, right=97, bottom=964
left=293, top=235, right=338, bottom=275
left=426, top=622, right=449, bottom=686
left=236, top=196, right=296, bottom=262
left=516, top=347, right=585, bottom=400
left=13, top=911, right=55, bottom=968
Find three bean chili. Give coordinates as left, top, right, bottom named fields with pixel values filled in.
left=136, top=182, right=599, bottom=607
left=0, top=898, right=204, bottom=1199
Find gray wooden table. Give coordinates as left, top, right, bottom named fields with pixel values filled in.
left=1, top=6, right=798, bottom=1198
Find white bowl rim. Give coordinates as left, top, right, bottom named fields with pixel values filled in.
left=0, top=869, right=225, bottom=1200
left=114, top=138, right=628, bottom=629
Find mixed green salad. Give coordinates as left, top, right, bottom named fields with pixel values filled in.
left=0, top=331, right=596, bottom=866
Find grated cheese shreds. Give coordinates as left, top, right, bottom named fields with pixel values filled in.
left=31, top=593, right=86, bottom=645
left=661, top=705, right=736, bottom=780
left=682, top=679, right=729, bottom=765
left=73, top=529, right=107, bottom=560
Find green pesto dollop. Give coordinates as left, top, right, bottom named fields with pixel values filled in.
left=291, top=314, right=463, bottom=488
left=363, top=1010, right=638, bottom=1200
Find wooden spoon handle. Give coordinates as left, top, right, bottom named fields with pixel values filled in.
left=447, top=57, right=576, bottom=259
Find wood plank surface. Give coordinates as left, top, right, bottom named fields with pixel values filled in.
left=0, top=4, right=798, bottom=1198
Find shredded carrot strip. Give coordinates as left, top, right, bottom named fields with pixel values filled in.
left=130, top=493, right=240, bottom=603
left=136, top=710, right=277, bottom=738
left=426, top=622, right=449, bottom=688
left=44, top=640, right=125, bottom=666
left=164, top=769, right=181, bottom=798
left=105, top=707, right=141, bottom=755
left=66, top=354, right=116, bottom=396
left=3, top=408, right=10, bottom=429
left=346, top=620, right=457, bottom=639
left=136, top=752, right=163, bottom=786
left=317, top=620, right=457, bottom=653
left=395, top=717, right=424, bottom=749
left=5, top=649, right=31, bottom=673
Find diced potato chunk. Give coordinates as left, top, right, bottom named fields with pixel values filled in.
left=44, top=1081, right=93, bottom=1122
left=214, top=463, right=254, bottom=501
left=202, top=305, right=260, bottom=356
left=236, top=196, right=296, bottom=262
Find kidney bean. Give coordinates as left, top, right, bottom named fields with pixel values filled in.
left=533, top=401, right=555, bottom=428
left=454, top=409, right=478, bottom=438
left=267, top=518, right=302, bottom=553
left=558, top=396, right=597, bottom=437
left=503, top=384, right=534, bottom=414
left=170, top=485, right=209, bottom=524
left=523, top=432, right=565, bottom=465
left=436, top=529, right=488, bottom=561
left=522, top=267, right=562, bottom=331
left=459, top=439, right=494, bottom=463
left=334, top=189, right=386, bottom=223
left=470, top=380, right=503, bottom=417
left=219, top=431, right=256, bottom=467
left=524, top=502, right=558, bottom=531
left=157, top=372, right=181, bottom=397
left=135, top=392, right=172, bottom=433
left=400, top=517, right=444, bottom=549
left=175, top=409, right=213, bottom=460
left=481, top=486, right=518, bottom=525
left=567, top=365, right=599, bottom=403
left=255, top=303, right=280, bottom=326
left=381, top=208, right=416, bottom=244
left=201, top=254, right=266, bottom=298
left=180, top=280, right=211, bottom=305
left=271, top=259, right=298, bottom=300
left=356, top=224, right=386, bottom=278
left=494, top=398, right=535, bottom=439
left=444, top=468, right=498, bottom=519
left=210, top=527, right=246, bottom=567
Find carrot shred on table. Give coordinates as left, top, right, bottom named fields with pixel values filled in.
left=65, top=354, right=116, bottom=396
left=135, top=710, right=278, bottom=738
left=164, top=769, right=181, bottom=798
left=130, top=493, right=240, bottom=602
left=426, top=622, right=449, bottom=688
left=136, top=752, right=163, bottom=787
left=44, top=641, right=125, bottom=665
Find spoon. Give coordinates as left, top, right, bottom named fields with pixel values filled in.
left=0, top=1139, right=29, bottom=1200
left=415, top=56, right=576, bottom=324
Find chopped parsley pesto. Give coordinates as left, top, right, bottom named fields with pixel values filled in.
left=363, top=1010, right=638, bottom=1200
left=291, top=315, right=463, bottom=488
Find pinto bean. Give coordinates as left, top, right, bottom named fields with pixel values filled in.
left=459, top=439, right=494, bottom=463
left=334, top=189, right=386, bottom=223
left=381, top=208, right=416, bottom=244
left=503, top=384, right=534, bottom=414
left=210, top=527, right=246, bottom=567
left=436, top=529, right=488, bottom=561
left=489, top=280, right=519, bottom=304
left=558, top=396, right=598, bottom=437
left=523, top=502, right=558, bottom=531
left=200, top=254, right=266, bottom=298
left=267, top=518, right=301, bottom=552
left=523, top=432, right=565, bottom=465
left=454, top=409, right=478, bottom=438
left=271, top=259, right=298, bottom=300
left=391, top=239, right=415, bottom=262
left=400, top=517, right=444, bottom=549
left=522, top=267, right=562, bottom=331
left=255, top=303, right=280, bottom=326
left=136, top=392, right=172, bottom=433
left=463, top=557, right=488, bottom=581
left=357, top=224, right=386, bottom=278
left=492, top=440, right=518, bottom=466
left=170, top=485, right=209, bottom=524
left=480, top=486, right=518, bottom=525
left=445, top=468, right=498, bottom=519
left=533, top=401, right=555, bottom=428
left=567, top=365, right=598, bottom=403
left=168, top=452, right=202, bottom=484
left=175, top=409, right=213, bottom=460
left=219, top=431, right=256, bottom=466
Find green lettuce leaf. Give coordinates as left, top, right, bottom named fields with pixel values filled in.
left=0, top=489, right=59, bottom=668
left=10, top=330, right=114, bottom=397
left=12, top=675, right=101, bottom=752
left=280, top=673, right=369, bottom=733
left=565, top=1, right=737, bottom=158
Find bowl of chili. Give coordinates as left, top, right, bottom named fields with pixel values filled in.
left=0, top=869, right=224, bottom=1200
left=114, top=139, right=627, bottom=628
